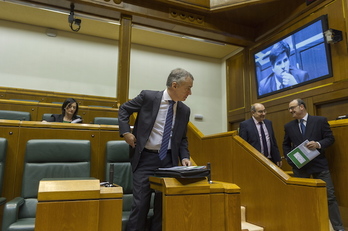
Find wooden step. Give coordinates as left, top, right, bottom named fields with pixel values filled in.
left=241, top=206, right=264, bottom=231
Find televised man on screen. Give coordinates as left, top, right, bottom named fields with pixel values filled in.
left=258, top=40, right=309, bottom=96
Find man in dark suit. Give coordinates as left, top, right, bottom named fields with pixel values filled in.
left=258, top=40, right=309, bottom=96
left=239, top=103, right=282, bottom=167
left=118, top=68, right=193, bottom=231
left=283, top=99, right=344, bottom=231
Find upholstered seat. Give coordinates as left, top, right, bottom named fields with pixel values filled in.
left=0, top=110, right=30, bottom=121
left=2, top=139, right=91, bottom=231
left=105, top=140, right=153, bottom=231
left=94, top=117, right=119, bottom=125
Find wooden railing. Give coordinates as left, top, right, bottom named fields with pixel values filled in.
left=0, top=99, right=118, bottom=124
left=187, top=122, right=333, bottom=231
left=0, top=86, right=118, bottom=108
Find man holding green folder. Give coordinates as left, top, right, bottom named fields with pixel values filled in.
left=283, top=98, right=344, bottom=231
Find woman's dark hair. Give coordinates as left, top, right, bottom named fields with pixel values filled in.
left=61, top=98, right=79, bottom=117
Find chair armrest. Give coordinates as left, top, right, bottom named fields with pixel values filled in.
left=2, top=197, right=25, bottom=231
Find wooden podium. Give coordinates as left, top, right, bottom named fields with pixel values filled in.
left=35, top=178, right=123, bottom=231
left=149, top=177, right=241, bottom=231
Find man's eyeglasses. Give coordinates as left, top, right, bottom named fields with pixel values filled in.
left=257, top=110, right=266, bottom=114
left=288, top=105, right=299, bottom=110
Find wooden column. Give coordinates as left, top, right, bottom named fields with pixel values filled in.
left=117, top=14, right=132, bottom=106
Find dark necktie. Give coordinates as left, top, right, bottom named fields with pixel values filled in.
left=159, top=100, right=174, bottom=160
left=300, top=119, right=306, bottom=136
left=259, top=122, right=269, bottom=157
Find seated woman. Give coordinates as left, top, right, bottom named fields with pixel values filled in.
left=43, top=98, right=82, bottom=123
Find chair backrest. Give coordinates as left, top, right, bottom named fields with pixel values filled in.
left=22, top=139, right=91, bottom=199
left=94, top=117, right=119, bottom=125
left=42, top=113, right=52, bottom=121
left=0, top=138, right=7, bottom=196
left=105, top=141, right=132, bottom=211
left=0, top=110, right=31, bottom=121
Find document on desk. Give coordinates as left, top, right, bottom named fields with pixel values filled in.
left=287, top=139, right=320, bottom=169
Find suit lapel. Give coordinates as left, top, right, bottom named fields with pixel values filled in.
left=172, top=101, right=182, bottom=134
left=150, top=91, right=163, bottom=125
left=291, top=119, right=304, bottom=142
left=303, top=115, right=313, bottom=139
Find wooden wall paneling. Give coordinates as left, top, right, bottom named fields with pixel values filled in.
left=226, top=50, right=246, bottom=114
left=186, top=122, right=204, bottom=167
left=36, top=103, right=62, bottom=121
left=86, top=106, right=119, bottom=124
left=0, top=99, right=38, bottom=121
left=48, top=94, right=85, bottom=106
left=316, top=99, right=348, bottom=120
left=327, top=120, right=348, bottom=224
left=117, top=15, right=132, bottom=106
left=246, top=0, right=348, bottom=107
left=0, top=121, right=20, bottom=199
left=82, top=97, right=117, bottom=108
left=5, top=90, right=47, bottom=102
left=201, top=134, right=234, bottom=183
left=0, top=90, right=6, bottom=99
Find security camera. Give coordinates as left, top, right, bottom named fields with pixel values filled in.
left=324, top=29, right=343, bottom=44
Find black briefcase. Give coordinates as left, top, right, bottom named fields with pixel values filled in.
left=154, top=166, right=210, bottom=178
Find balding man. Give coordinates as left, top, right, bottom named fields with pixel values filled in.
left=239, top=103, right=282, bottom=167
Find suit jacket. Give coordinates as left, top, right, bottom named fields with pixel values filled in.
left=118, top=90, right=190, bottom=172
left=283, top=115, right=334, bottom=174
left=239, top=118, right=281, bottom=163
left=258, top=66, right=309, bottom=96
left=47, top=114, right=82, bottom=123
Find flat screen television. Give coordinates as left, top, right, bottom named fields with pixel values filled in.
left=253, top=15, right=333, bottom=98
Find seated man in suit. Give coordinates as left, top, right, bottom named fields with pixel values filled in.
left=258, top=40, right=309, bottom=96
left=239, top=103, right=282, bottom=167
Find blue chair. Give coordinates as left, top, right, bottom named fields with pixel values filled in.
left=2, top=139, right=91, bottom=231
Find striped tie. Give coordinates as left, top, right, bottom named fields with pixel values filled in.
left=159, top=100, right=175, bottom=160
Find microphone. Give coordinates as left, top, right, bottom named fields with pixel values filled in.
left=108, top=164, right=114, bottom=187
left=207, top=162, right=212, bottom=184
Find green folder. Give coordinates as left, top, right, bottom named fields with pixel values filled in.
left=287, top=140, right=320, bottom=169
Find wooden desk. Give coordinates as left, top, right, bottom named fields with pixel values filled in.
left=149, top=177, right=241, bottom=231
left=35, top=178, right=123, bottom=231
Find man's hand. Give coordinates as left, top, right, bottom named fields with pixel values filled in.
left=306, top=141, right=320, bottom=150
left=276, top=161, right=282, bottom=168
left=124, top=133, right=136, bottom=148
left=181, top=158, right=191, bottom=166
left=282, top=72, right=298, bottom=86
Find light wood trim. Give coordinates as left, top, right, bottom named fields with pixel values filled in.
left=187, top=122, right=330, bottom=231
left=117, top=15, right=132, bottom=105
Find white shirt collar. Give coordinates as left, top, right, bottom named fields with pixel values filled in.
left=163, top=89, right=173, bottom=102
left=298, top=113, right=308, bottom=123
